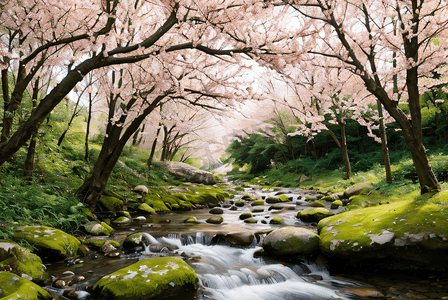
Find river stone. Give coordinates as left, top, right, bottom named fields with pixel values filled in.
left=206, top=216, right=223, bottom=224
left=223, top=232, right=255, bottom=246
left=84, top=221, right=113, bottom=236
left=138, top=203, right=156, bottom=214
left=251, top=200, right=265, bottom=206
left=244, top=218, right=258, bottom=224
left=183, top=216, right=199, bottom=224
left=13, top=226, right=85, bottom=259
left=269, top=217, right=284, bottom=225
left=99, top=195, right=124, bottom=212
left=112, top=216, right=131, bottom=225
left=242, top=194, right=252, bottom=200
left=164, top=161, right=216, bottom=185
left=265, top=197, right=280, bottom=204
left=92, top=257, right=198, bottom=300
left=331, top=200, right=343, bottom=209
left=296, top=208, right=334, bottom=223
left=239, top=212, right=253, bottom=220
left=262, top=227, right=319, bottom=256
left=251, top=207, right=264, bottom=213
left=0, top=240, right=48, bottom=282
left=0, top=272, right=52, bottom=299
left=235, top=201, right=245, bottom=207
left=123, top=233, right=144, bottom=249
left=209, top=207, right=224, bottom=214
left=343, top=182, right=373, bottom=198
left=308, top=200, right=326, bottom=207
left=133, top=185, right=149, bottom=194
left=278, top=195, right=291, bottom=202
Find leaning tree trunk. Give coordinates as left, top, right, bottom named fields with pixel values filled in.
left=147, top=126, right=161, bottom=169
left=377, top=100, right=392, bottom=183
left=338, top=121, right=351, bottom=179
left=85, top=92, right=93, bottom=162
left=23, top=79, right=40, bottom=178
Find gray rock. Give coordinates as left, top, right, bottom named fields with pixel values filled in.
left=262, top=227, right=319, bottom=256
left=164, top=161, right=216, bottom=185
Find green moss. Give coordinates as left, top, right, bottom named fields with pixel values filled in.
left=244, top=218, right=258, bottom=224
left=234, top=186, right=245, bottom=192
left=117, top=211, right=131, bottom=218
left=84, top=221, right=112, bottom=236
left=234, top=201, right=245, bottom=207
left=239, top=213, right=252, bottom=220
left=251, top=200, right=265, bottom=206
left=92, top=257, right=198, bottom=300
left=206, top=216, right=223, bottom=224
left=138, top=203, right=156, bottom=214
left=296, top=208, right=334, bottom=222
left=242, top=194, right=252, bottom=200
left=278, top=195, right=291, bottom=202
left=321, top=195, right=335, bottom=201
left=112, top=217, right=131, bottom=225
left=13, top=226, right=85, bottom=258
left=100, top=195, right=124, bottom=212
left=331, top=200, right=343, bottom=209
left=144, top=195, right=170, bottom=212
left=0, top=272, right=52, bottom=299
left=123, top=233, right=143, bottom=249
left=83, top=238, right=107, bottom=249
left=101, top=222, right=114, bottom=234
left=269, top=217, right=284, bottom=224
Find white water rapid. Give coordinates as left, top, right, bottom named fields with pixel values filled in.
left=141, top=232, right=357, bottom=300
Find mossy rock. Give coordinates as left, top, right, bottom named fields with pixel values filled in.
left=321, top=195, right=335, bottom=202
left=343, top=182, right=374, bottom=199
left=100, top=195, right=124, bottom=212
left=278, top=195, right=291, bottom=202
left=84, top=221, right=113, bottom=236
left=331, top=200, right=343, bottom=209
left=117, top=211, right=132, bottom=218
left=123, top=233, right=144, bottom=249
left=234, top=186, right=245, bottom=192
left=112, top=217, right=131, bottom=225
left=234, top=201, right=245, bottom=207
left=13, top=226, right=85, bottom=259
left=251, top=200, right=265, bottom=206
left=206, top=216, right=223, bottom=224
left=83, top=207, right=97, bottom=221
left=317, top=191, right=448, bottom=268
left=182, top=217, right=199, bottom=224
left=83, top=238, right=120, bottom=250
left=263, top=227, right=319, bottom=256
left=242, top=194, right=252, bottom=200
left=144, top=195, right=170, bottom=212
left=0, top=240, right=48, bottom=282
left=296, top=208, right=334, bottom=223
left=244, top=218, right=258, bottom=224
left=239, top=213, right=253, bottom=220
left=138, top=203, right=156, bottom=214
left=309, top=200, right=326, bottom=208
left=0, top=272, right=52, bottom=299
left=269, top=217, right=284, bottom=225
left=265, top=197, right=280, bottom=204
left=92, top=257, right=198, bottom=300
left=197, top=191, right=225, bottom=207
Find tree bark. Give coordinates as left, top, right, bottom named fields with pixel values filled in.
left=338, top=121, right=351, bottom=179
left=147, top=126, right=161, bottom=168
left=85, top=92, right=92, bottom=162
left=377, top=100, right=392, bottom=183
left=23, top=78, right=40, bottom=178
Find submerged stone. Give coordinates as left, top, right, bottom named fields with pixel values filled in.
left=239, top=212, right=253, bottom=220
left=263, top=226, right=319, bottom=256
left=92, top=257, right=198, bottom=300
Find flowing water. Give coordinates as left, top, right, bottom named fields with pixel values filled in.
left=42, top=186, right=448, bottom=299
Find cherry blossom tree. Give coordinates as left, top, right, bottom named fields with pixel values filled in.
left=257, top=0, right=448, bottom=192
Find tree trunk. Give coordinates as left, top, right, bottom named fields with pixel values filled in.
left=23, top=78, right=40, bottom=178
left=85, top=92, right=93, bottom=162
left=338, top=121, right=351, bottom=179
left=147, top=126, right=161, bottom=168
left=377, top=100, right=392, bottom=183
left=58, top=95, right=81, bottom=146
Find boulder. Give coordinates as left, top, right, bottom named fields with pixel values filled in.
left=265, top=197, right=280, bottom=204
left=100, top=195, right=124, bottom=212
left=269, top=217, right=284, bottom=225
left=137, top=203, right=156, bottom=214
left=331, top=200, right=343, bottom=209
left=13, top=226, right=85, bottom=259
left=343, top=182, right=374, bottom=199
left=0, top=240, right=48, bottom=282
left=0, top=272, right=52, bottom=299
left=209, top=208, right=224, bottom=214
left=318, top=191, right=448, bottom=270
left=239, top=212, right=253, bottom=220
left=133, top=185, right=149, bottom=194
left=92, top=257, right=198, bottom=300
left=84, top=221, right=113, bottom=236
left=206, top=216, right=223, bottom=224
left=262, top=227, right=319, bottom=256
left=123, top=233, right=144, bottom=249
left=164, top=161, right=216, bottom=185
left=222, top=232, right=255, bottom=246
left=296, top=208, right=334, bottom=223
left=251, top=200, right=265, bottom=206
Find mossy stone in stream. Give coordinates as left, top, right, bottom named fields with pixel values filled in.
left=296, top=208, right=334, bottom=222
left=99, top=195, right=124, bottom=212
left=242, top=194, right=252, bottom=200
left=13, top=225, right=85, bottom=259
left=331, top=200, right=343, bottom=209
left=263, top=227, right=319, bottom=256
left=251, top=200, right=265, bottom=206
left=239, top=212, right=253, bottom=220
left=112, top=216, right=131, bottom=225
left=138, top=203, right=156, bottom=214
left=278, top=195, right=291, bottom=202
left=321, top=195, right=335, bottom=202
left=269, top=217, right=284, bottom=225
left=92, top=257, right=198, bottom=300
left=235, top=200, right=245, bottom=207
left=309, top=200, right=326, bottom=207
left=206, top=216, right=223, bottom=224
left=123, top=233, right=144, bottom=249
left=144, top=195, right=170, bottom=212
left=0, top=272, right=52, bottom=299
left=244, top=218, right=258, bottom=224
left=117, top=211, right=132, bottom=218
left=84, top=221, right=113, bottom=236
left=0, top=240, right=48, bottom=282
left=265, top=197, right=280, bottom=204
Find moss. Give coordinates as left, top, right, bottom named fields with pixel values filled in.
left=318, top=191, right=448, bottom=259
left=296, top=208, right=334, bottom=222
left=234, top=186, right=245, bottom=192
left=251, top=200, right=265, bottom=206
left=83, top=238, right=107, bottom=249
left=100, top=195, right=124, bottom=212
left=92, top=257, right=198, bottom=300
left=144, top=195, right=170, bottom=212
left=278, top=195, right=291, bottom=202
left=83, top=207, right=96, bottom=221
left=244, top=218, right=258, bottom=224
left=0, top=272, right=52, bottom=299
left=269, top=217, right=284, bottom=224
left=321, top=195, right=335, bottom=201
left=205, top=216, right=223, bottom=224
left=123, top=233, right=144, bottom=249
left=112, top=217, right=131, bottom=225
left=242, top=194, right=252, bottom=200
left=234, top=201, right=245, bottom=207
left=84, top=221, right=112, bottom=236
left=263, top=227, right=319, bottom=256
left=265, top=197, right=280, bottom=204
left=117, top=211, right=132, bottom=218
left=101, top=222, right=114, bottom=233
left=138, top=203, right=156, bottom=214
left=0, top=241, right=48, bottom=282
left=309, top=200, right=326, bottom=207
left=13, top=225, right=85, bottom=258
left=331, top=200, right=343, bottom=209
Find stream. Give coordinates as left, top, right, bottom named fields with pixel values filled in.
left=43, top=186, right=448, bottom=299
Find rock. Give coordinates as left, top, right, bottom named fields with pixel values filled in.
left=251, top=200, right=265, bottom=206
left=244, top=218, right=258, bottom=224
left=241, top=194, right=252, bottom=200
left=209, top=208, right=224, bottom=214
left=183, top=217, right=199, bottom=224
left=222, top=232, right=255, bottom=246
left=123, top=233, right=144, bottom=249
left=239, top=212, right=253, bottom=220
left=296, top=208, right=334, bottom=223
left=13, top=226, right=85, bottom=259
left=299, top=174, right=310, bottom=183
left=83, top=238, right=120, bottom=250
left=265, top=197, right=280, bottom=204
left=308, top=200, right=326, bottom=207
left=0, top=272, right=52, bottom=299
left=318, top=191, right=448, bottom=270
left=99, top=195, right=124, bottom=212
left=278, top=195, right=291, bottom=202
left=112, top=216, right=131, bottom=225
left=269, top=217, right=284, bottom=224
left=229, top=206, right=238, bottom=211
left=84, top=221, right=113, bottom=236
left=234, top=201, right=245, bottom=207
left=144, top=195, right=170, bottom=212
left=331, top=200, right=343, bottom=209
left=262, top=227, right=319, bottom=256
left=133, top=185, right=149, bottom=194
left=0, top=240, right=48, bottom=282
left=343, top=182, right=374, bottom=198
left=321, top=195, right=334, bottom=202
left=206, top=216, right=223, bottom=224
left=164, top=161, right=216, bottom=185
left=251, top=207, right=264, bottom=213
left=137, top=203, right=156, bottom=214
left=92, top=257, right=198, bottom=299
left=269, top=204, right=295, bottom=211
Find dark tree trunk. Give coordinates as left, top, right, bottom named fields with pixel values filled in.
left=377, top=100, right=392, bottom=183
left=1, top=69, right=10, bottom=143
left=85, top=92, right=93, bottom=162
left=147, top=126, right=161, bottom=168
left=58, top=96, right=81, bottom=146
left=23, top=78, right=40, bottom=178
left=338, top=121, right=351, bottom=179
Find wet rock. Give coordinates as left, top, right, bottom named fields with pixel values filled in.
left=164, top=161, right=216, bottom=185
left=137, top=203, right=156, bottom=214
left=134, top=216, right=147, bottom=221
left=206, top=216, right=223, bottom=224
left=123, top=233, right=144, bottom=249
left=223, top=232, right=255, bottom=246
left=229, top=206, right=238, bottom=211
left=13, top=225, right=86, bottom=259
left=340, top=287, right=385, bottom=297
left=133, top=185, right=149, bottom=194
left=308, top=200, right=326, bottom=207
left=183, top=216, right=199, bottom=224
left=0, top=272, right=52, bottom=299
left=235, top=200, right=245, bottom=207
left=112, top=216, right=132, bottom=225
left=265, top=197, right=280, bottom=204
left=99, top=195, right=124, bottom=212
left=100, top=241, right=117, bottom=253
left=209, top=207, right=224, bottom=214
left=269, top=217, right=284, bottom=225
left=251, top=207, right=264, bottom=213
left=269, top=204, right=295, bottom=211
left=251, top=200, right=265, bottom=206
left=0, top=240, right=48, bottom=282
left=239, top=212, right=253, bottom=220
left=244, top=218, right=258, bottom=224
left=331, top=200, right=343, bottom=209
left=278, top=195, right=291, bottom=202
left=262, top=226, right=319, bottom=256
left=242, top=194, right=252, bottom=200
left=92, top=257, right=198, bottom=299
left=296, top=208, right=334, bottom=223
